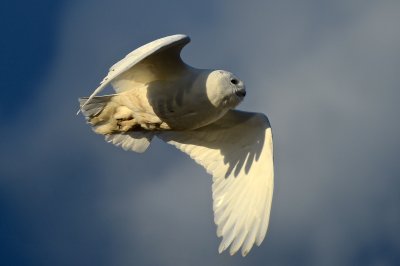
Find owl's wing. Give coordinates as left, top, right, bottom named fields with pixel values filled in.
left=79, top=34, right=190, bottom=112
left=157, top=110, right=274, bottom=256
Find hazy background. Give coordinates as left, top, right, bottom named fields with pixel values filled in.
left=1, top=1, right=400, bottom=265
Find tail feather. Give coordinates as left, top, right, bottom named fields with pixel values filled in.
left=105, top=132, right=153, bottom=153
left=78, top=95, right=153, bottom=153
left=79, top=96, right=114, bottom=117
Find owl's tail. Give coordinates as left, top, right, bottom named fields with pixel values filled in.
left=78, top=95, right=153, bottom=153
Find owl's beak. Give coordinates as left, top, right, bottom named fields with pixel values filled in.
left=235, top=89, right=246, bottom=98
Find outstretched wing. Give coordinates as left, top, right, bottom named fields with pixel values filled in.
left=157, top=110, right=274, bottom=256
left=80, top=34, right=190, bottom=111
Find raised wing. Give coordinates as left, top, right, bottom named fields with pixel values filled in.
left=79, top=34, right=190, bottom=112
left=157, top=110, right=274, bottom=256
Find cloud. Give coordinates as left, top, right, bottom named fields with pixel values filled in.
left=1, top=0, right=400, bottom=265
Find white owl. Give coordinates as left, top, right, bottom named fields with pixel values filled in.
left=79, top=34, right=274, bottom=256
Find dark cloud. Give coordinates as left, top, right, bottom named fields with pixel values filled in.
left=1, top=1, right=399, bottom=265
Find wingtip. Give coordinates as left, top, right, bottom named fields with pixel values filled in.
left=241, top=250, right=249, bottom=257
left=216, top=227, right=223, bottom=237
left=218, top=243, right=225, bottom=254
left=241, top=245, right=254, bottom=257
left=173, top=33, right=189, bottom=39
left=229, top=248, right=238, bottom=256
left=220, top=245, right=250, bottom=257
left=168, top=34, right=190, bottom=44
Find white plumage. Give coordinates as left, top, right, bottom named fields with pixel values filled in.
left=78, top=34, right=274, bottom=256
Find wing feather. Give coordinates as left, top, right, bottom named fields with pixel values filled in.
left=157, top=110, right=274, bottom=256
left=79, top=34, right=190, bottom=112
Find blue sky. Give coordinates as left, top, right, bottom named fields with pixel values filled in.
left=1, top=1, right=400, bottom=265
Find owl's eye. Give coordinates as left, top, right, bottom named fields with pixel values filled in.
left=230, top=78, right=239, bottom=85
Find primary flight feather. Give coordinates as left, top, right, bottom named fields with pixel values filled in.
left=78, top=34, right=274, bottom=256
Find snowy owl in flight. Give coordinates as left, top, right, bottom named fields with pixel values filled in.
left=78, top=34, right=274, bottom=256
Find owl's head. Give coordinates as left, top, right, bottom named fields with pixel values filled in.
left=205, top=70, right=246, bottom=109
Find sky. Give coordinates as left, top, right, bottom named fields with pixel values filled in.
left=1, top=0, right=400, bottom=265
